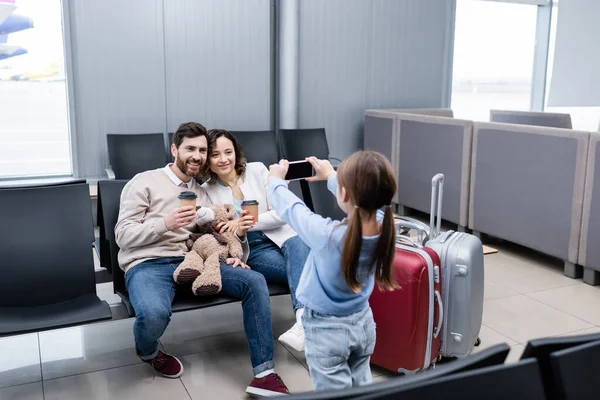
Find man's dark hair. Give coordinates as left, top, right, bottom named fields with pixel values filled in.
left=172, top=122, right=207, bottom=148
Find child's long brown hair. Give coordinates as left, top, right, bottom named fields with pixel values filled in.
left=336, top=151, right=397, bottom=292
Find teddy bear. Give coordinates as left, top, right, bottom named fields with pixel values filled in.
left=173, top=203, right=243, bottom=296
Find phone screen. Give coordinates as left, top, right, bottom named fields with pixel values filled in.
left=285, top=161, right=314, bottom=181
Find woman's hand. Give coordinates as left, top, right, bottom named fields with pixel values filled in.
left=305, top=156, right=335, bottom=182
left=217, top=219, right=238, bottom=234
left=269, top=159, right=289, bottom=180
left=236, top=213, right=255, bottom=236
left=218, top=210, right=255, bottom=235
left=226, top=257, right=250, bottom=269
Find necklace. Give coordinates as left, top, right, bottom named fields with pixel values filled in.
left=222, top=175, right=242, bottom=188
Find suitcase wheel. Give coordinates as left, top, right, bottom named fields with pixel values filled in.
left=475, top=337, right=482, bottom=347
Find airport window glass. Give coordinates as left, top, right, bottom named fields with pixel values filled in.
left=0, top=0, right=71, bottom=178
left=451, top=0, right=538, bottom=122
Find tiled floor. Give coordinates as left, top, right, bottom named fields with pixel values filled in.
left=2, top=240, right=600, bottom=400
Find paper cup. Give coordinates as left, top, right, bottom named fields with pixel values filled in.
left=241, top=200, right=259, bottom=222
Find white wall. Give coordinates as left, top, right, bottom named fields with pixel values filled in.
left=68, top=0, right=272, bottom=178
left=66, top=0, right=450, bottom=177
left=69, top=0, right=167, bottom=178
left=163, top=0, right=272, bottom=133
left=298, top=0, right=452, bottom=159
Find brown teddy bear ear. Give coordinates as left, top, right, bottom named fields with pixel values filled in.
left=226, top=204, right=236, bottom=217
left=220, top=203, right=231, bottom=214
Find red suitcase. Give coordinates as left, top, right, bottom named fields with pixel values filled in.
left=369, top=237, right=443, bottom=373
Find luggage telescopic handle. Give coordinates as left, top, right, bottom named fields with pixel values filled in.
left=433, top=290, right=443, bottom=339
left=429, top=174, right=444, bottom=239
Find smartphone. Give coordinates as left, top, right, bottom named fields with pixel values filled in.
left=285, top=160, right=314, bottom=181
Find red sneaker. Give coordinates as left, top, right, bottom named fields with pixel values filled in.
left=143, top=351, right=184, bottom=378
left=246, top=373, right=290, bottom=397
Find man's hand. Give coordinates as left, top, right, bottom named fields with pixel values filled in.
left=226, top=257, right=250, bottom=269
left=269, top=159, right=289, bottom=180
left=164, top=206, right=196, bottom=231
left=305, top=156, right=335, bottom=182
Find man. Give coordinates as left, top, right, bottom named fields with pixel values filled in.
left=115, top=122, right=290, bottom=396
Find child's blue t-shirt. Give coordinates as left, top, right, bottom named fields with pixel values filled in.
left=268, top=173, right=382, bottom=317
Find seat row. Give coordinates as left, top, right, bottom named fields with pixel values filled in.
left=105, top=128, right=345, bottom=220
left=0, top=179, right=291, bottom=336
left=0, top=127, right=348, bottom=335
left=0, top=126, right=351, bottom=336
left=286, top=331, right=600, bottom=399
left=95, top=127, right=347, bottom=271
left=364, top=108, right=600, bottom=285
left=3, top=179, right=599, bottom=400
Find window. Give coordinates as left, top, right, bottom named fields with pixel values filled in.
left=0, top=0, right=71, bottom=178
left=544, top=1, right=600, bottom=131
left=451, top=0, right=538, bottom=122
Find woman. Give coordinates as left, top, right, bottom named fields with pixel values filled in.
left=201, top=129, right=310, bottom=352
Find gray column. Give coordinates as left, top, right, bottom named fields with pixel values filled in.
left=441, top=0, right=457, bottom=109
left=277, top=0, right=299, bottom=129
left=530, top=3, right=553, bottom=111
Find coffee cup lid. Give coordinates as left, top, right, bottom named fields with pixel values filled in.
left=178, top=191, right=198, bottom=200
left=241, top=200, right=259, bottom=206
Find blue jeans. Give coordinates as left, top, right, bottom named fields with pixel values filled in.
left=303, top=306, right=377, bottom=391
left=246, top=232, right=309, bottom=310
left=125, top=256, right=275, bottom=375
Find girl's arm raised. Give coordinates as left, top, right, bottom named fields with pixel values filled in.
left=268, top=175, right=340, bottom=251
left=251, top=163, right=287, bottom=231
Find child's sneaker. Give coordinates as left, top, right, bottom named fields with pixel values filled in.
left=278, top=321, right=305, bottom=352
left=143, top=350, right=184, bottom=378
left=246, top=373, right=290, bottom=397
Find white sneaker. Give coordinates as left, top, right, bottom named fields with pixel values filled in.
left=278, top=321, right=305, bottom=352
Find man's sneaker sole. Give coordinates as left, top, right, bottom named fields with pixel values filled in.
left=278, top=334, right=305, bottom=353
left=245, top=386, right=289, bottom=397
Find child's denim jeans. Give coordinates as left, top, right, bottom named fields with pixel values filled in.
left=303, top=306, right=377, bottom=391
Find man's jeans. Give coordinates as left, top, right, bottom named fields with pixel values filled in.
left=125, top=256, right=275, bottom=375
left=303, top=306, right=377, bottom=391
left=246, top=232, right=309, bottom=310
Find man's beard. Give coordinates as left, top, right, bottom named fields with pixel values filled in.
left=176, top=157, right=202, bottom=177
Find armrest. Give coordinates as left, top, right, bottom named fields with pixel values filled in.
left=105, top=167, right=116, bottom=180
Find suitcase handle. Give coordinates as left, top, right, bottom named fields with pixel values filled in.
left=429, top=174, right=444, bottom=239
left=395, top=216, right=430, bottom=233
left=396, top=235, right=422, bottom=248
left=394, top=218, right=430, bottom=244
left=438, top=230, right=454, bottom=244
left=433, top=290, right=443, bottom=339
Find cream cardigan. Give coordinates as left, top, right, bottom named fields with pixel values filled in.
left=201, top=162, right=297, bottom=248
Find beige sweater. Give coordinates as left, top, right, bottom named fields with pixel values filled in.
left=115, top=168, right=248, bottom=273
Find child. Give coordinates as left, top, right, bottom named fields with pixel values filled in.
left=267, top=151, right=397, bottom=391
